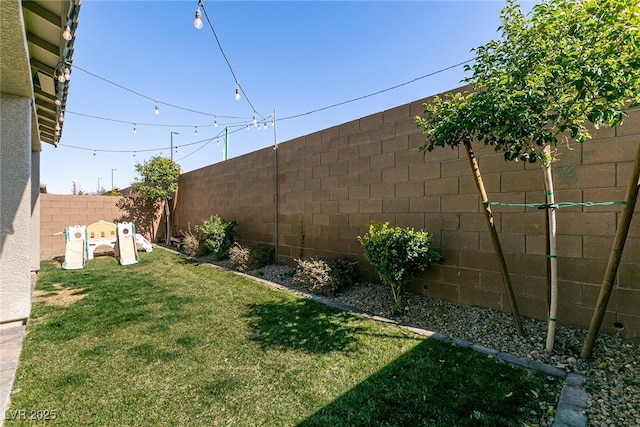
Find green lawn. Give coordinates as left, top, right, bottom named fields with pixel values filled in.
left=7, top=249, right=556, bottom=426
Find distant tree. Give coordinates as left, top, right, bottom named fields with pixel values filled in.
left=415, top=0, right=640, bottom=352
left=103, top=188, right=122, bottom=196
left=133, top=156, right=181, bottom=245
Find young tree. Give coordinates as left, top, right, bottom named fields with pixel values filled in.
left=133, top=156, right=181, bottom=245
left=416, top=0, right=640, bottom=352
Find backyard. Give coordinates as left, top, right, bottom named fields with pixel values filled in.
left=6, top=249, right=558, bottom=426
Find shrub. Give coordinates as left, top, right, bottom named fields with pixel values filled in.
left=358, top=222, right=443, bottom=314
left=229, top=243, right=275, bottom=272
left=195, top=215, right=237, bottom=260
left=229, top=244, right=250, bottom=271
left=248, top=243, right=275, bottom=270
left=181, top=227, right=203, bottom=257
left=293, top=256, right=358, bottom=296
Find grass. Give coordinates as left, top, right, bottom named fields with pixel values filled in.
left=7, top=249, right=557, bottom=426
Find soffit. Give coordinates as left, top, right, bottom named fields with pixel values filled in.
left=0, top=0, right=80, bottom=148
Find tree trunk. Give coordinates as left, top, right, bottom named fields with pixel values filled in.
left=581, top=140, right=640, bottom=358
left=164, top=198, right=171, bottom=245
left=464, top=140, right=525, bottom=336
left=543, top=146, right=558, bottom=353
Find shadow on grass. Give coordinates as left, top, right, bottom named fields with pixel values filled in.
left=297, top=338, right=548, bottom=427
left=244, top=298, right=366, bottom=354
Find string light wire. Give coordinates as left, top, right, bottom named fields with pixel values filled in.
left=197, top=0, right=266, bottom=120
left=66, top=58, right=472, bottom=132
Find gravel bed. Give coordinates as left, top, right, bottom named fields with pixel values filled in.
left=204, top=259, right=640, bottom=427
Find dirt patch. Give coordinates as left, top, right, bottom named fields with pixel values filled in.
left=33, top=283, right=86, bottom=306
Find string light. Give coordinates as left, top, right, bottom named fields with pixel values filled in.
left=252, top=113, right=257, bottom=127
left=194, top=126, right=198, bottom=136
left=64, top=67, right=71, bottom=81
left=194, top=0, right=203, bottom=29
left=154, top=101, right=160, bottom=115
left=62, top=26, right=72, bottom=41
left=235, top=83, right=241, bottom=101
left=133, top=124, right=137, bottom=134
left=214, top=117, right=218, bottom=127
left=133, top=151, right=137, bottom=158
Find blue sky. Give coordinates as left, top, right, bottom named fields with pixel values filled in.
left=42, top=0, right=535, bottom=194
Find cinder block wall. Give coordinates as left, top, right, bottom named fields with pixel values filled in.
left=174, top=91, right=640, bottom=340
left=40, top=194, right=159, bottom=259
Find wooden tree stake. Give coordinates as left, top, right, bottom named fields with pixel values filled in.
left=464, top=140, right=525, bottom=336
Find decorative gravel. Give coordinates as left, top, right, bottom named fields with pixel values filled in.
left=203, top=259, right=640, bottom=427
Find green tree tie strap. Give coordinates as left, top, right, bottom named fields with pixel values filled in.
left=482, top=200, right=628, bottom=209
left=538, top=203, right=559, bottom=210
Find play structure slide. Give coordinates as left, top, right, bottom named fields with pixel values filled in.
left=62, top=225, right=87, bottom=270
left=115, top=222, right=139, bottom=266
left=135, top=234, right=153, bottom=252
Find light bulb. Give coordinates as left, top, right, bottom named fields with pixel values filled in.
left=57, top=72, right=65, bottom=82
left=235, top=84, right=240, bottom=100
left=253, top=114, right=257, bottom=126
left=59, top=112, right=64, bottom=122
left=93, top=151, right=96, bottom=157
left=246, top=122, right=249, bottom=130
left=133, top=151, right=137, bottom=158
left=194, top=9, right=203, bottom=29
left=64, top=67, right=71, bottom=81
left=214, top=117, right=218, bottom=127
left=55, top=98, right=61, bottom=106
left=55, top=123, right=61, bottom=131
left=62, top=26, right=72, bottom=41
left=194, top=126, right=198, bottom=136
left=154, top=103, right=159, bottom=115
left=263, top=122, right=267, bottom=130
left=133, top=124, right=137, bottom=134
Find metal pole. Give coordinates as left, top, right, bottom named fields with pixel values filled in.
left=170, top=131, right=179, bottom=161
left=111, top=169, right=116, bottom=191
left=97, top=177, right=102, bottom=194
left=224, top=127, right=229, bottom=160
left=273, top=110, right=279, bottom=262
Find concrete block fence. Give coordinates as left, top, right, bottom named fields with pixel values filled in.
left=39, top=88, right=639, bottom=340
left=173, top=89, right=640, bottom=341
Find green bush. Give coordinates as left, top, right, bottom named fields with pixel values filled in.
left=293, top=256, right=358, bottom=296
left=358, top=222, right=443, bottom=313
left=195, top=215, right=237, bottom=260
left=229, top=243, right=275, bottom=272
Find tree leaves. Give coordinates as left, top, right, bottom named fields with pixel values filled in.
left=415, top=0, right=640, bottom=163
